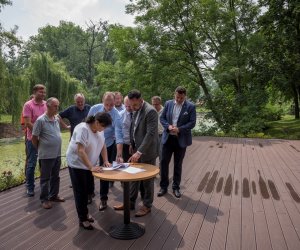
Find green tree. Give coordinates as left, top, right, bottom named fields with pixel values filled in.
left=259, top=0, right=300, bottom=119
left=120, top=0, right=266, bottom=133
left=23, top=21, right=87, bottom=81
left=26, top=52, right=79, bottom=109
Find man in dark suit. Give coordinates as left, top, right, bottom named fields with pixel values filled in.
left=126, top=89, right=158, bottom=217
left=157, top=86, right=196, bottom=198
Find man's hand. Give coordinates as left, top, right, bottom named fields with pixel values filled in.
left=168, top=125, right=179, bottom=135
left=128, top=152, right=141, bottom=163
left=103, top=161, right=111, bottom=168
left=91, top=166, right=102, bottom=173
left=116, top=155, right=124, bottom=163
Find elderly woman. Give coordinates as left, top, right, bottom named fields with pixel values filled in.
left=67, top=112, right=112, bottom=230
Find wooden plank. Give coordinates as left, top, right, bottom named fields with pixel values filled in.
left=209, top=138, right=237, bottom=250
left=241, top=138, right=256, bottom=250
left=0, top=137, right=299, bottom=249
left=255, top=139, right=288, bottom=250
left=176, top=137, right=228, bottom=249
left=226, top=138, right=243, bottom=250
left=194, top=137, right=233, bottom=250
left=246, top=139, right=272, bottom=250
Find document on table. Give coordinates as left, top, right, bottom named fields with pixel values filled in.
left=120, top=166, right=146, bottom=174
left=102, top=162, right=130, bottom=171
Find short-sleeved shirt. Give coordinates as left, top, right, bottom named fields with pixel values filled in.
left=32, top=114, right=62, bottom=159
left=66, top=122, right=105, bottom=170
left=88, top=104, right=124, bottom=147
left=59, top=104, right=91, bottom=136
left=22, top=99, right=47, bottom=140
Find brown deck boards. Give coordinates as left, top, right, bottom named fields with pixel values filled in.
left=0, top=136, right=300, bottom=250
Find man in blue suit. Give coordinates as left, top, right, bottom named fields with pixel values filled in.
left=158, top=86, right=196, bottom=198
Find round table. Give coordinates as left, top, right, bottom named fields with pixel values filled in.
left=93, top=163, right=159, bottom=240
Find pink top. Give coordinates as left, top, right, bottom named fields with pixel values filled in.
left=22, top=99, right=47, bottom=140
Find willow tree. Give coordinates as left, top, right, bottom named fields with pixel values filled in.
left=26, top=52, right=80, bottom=109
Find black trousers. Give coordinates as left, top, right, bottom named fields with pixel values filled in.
left=160, top=135, right=187, bottom=190
left=99, top=142, right=116, bottom=201
left=123, top=144, right=132, bottom=162
left=68, top=167, right=92, bottom=222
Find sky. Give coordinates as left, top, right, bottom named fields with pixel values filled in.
left=1, top=0, right=135, bottom=40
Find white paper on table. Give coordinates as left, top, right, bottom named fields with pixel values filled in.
left=120, top=166, right=146, bottom=174
left=102, top=162, right=130, bottom=171
left=102, top=167, right=115, bottom=171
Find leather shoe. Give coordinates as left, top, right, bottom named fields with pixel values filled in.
left=135, top=205, right=151, bottom=217
left=49, top=196, right=65, bottom=202
left=99, top=200, right=107, bottom=211
left=157, top=188, right=167, bottom=197
left=42, top=201, right=52, bottom=209
left=173, top=189, right=181, bottom=198
left=113, top=203, right=135, bottom=210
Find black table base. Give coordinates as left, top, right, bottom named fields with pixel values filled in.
left=109, top=222, right=145, bottom=240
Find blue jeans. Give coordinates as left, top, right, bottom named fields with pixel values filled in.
left=25, top=140, right=38, bottom=192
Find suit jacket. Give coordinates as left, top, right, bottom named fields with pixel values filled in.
left=160, top=100, right=196, bottom=148
left=131, top=101, right=158, bottom=162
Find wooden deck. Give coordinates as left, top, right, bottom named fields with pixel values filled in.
left=0, top=136, right=300, bottom=250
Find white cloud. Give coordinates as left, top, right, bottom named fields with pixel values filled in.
left=1, top=0, right=135, bottom=40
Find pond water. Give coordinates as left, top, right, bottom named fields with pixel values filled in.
left=0, top=132, right=70, bottom=175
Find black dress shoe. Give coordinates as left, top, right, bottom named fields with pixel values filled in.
left=99, top=200, right=107, bottom=211
left=157, top=188, right=167, bottom=197
left=79, top=221, right=94, bottom=230
left=173, top=189, right=181, bottom=198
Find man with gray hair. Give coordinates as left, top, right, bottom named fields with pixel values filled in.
left=59, top=93, right=91, bottom=137
left=32, top=97, right=64, bottom=209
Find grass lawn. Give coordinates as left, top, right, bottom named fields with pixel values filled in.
left=0, top=114, right=12, bottom=123
left=0, top=131, right=70, bottom=174
left=264, top=115, right=300, bottom=140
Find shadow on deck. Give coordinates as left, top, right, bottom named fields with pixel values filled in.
left=0, top=137, right=300, bottom=250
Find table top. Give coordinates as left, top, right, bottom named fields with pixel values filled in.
left=92, top=163, right=159, bottom=182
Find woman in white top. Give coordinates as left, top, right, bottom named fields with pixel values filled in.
left=67, top=112, right=112, bottom=230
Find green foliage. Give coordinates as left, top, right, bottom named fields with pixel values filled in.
left=26, top=52, right=80, bottom=109
left=0, top=132, right=70, bottom=191
left=0, top=114, right=11, bottom=123
left=0, top=56, right=9, bottom=114
left=261, top=103, right=283, bottom=121
left=0, top=0, right=11, bottom=11
left=259, top=0, right=300, bottom=118
left=264, top=115, right=300, bottom=140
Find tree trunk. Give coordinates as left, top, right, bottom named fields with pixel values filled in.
left=193, top=61, right=222, bottom=126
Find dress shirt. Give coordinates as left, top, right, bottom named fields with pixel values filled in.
left=88, top=104, right=124, bottom=147
left=172, top=101, right=184, bottom=126
left=120, top=109, right=132, bottom=145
